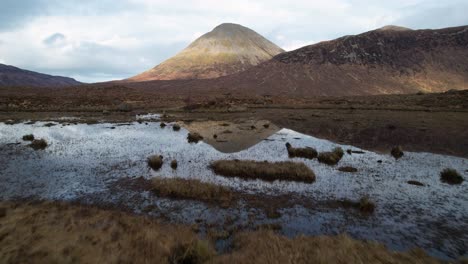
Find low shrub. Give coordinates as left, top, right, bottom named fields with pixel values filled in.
left=210, top=160, right=315, bottom=183
left=391, top=146, right=404, bottom=159
left=187, top=132, right=203, bottom=143
left=160, top=122, right=166, bottom=128
left=173, top=124, right=181, bottom=131
left=30, top=139, right=48, bottom=150
left=286, top=143, right=318, bottom=159
left=440, top=168, right=464, bottom=185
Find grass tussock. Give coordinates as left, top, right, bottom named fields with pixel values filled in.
left=318, top=147, right=344, bottom=166
left=391, top=146, right=404, bottom=159
left=210, top=160, right=315, bottom=183
left=29, top=139, right=48, bottom=150
left=187, top=132, right=204, bottom=143
left=152, top=178, right=233, bottom=205
left=22, top=134, right=34, bottom=141
left=286, top=142, right=318, bottom=160
left=148, top=155, right=163, bottom=171
left=358, top=196, right=375, bottom=214
left=440, top=168, right=464, bottom=185
left=407, top=180, right=424, bottom=186
left=160, top=122, right=166, bottom=128
left=341, top=196, right=375, bottom=214
left=171, top=160, right=178, bottom=170
left=265, top=207, right=281, bottom=219
left=173, top=124, right=181, bottom=131
left=338, top=166, right=358, bottom=173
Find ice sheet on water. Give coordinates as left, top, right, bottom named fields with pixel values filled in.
left=0, top=121, right=466, bottom=201
left=135, top=113, right=161, bottom=120
left=0, top=121, right=467, bottom=259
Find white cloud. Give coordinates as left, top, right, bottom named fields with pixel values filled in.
left=0, top=0, right=467, bottom=82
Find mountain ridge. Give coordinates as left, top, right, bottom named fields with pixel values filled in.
left=202, top=25, right=468, bottom=96
left=0, top=63, right=81, bottom=87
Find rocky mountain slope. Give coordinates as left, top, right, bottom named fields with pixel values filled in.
left=128, top=23, right=284, bottom=81
left=201, top=25, right=468, bottom=96
left=0, top=64, right=81, bottom=87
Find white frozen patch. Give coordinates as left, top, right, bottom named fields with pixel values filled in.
left=1, top=121, right=467, bottom=259
left=136, top=113, right=161, bottom=120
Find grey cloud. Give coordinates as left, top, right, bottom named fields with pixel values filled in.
left=31, top=41, right=187, bottom=83
left=395, top=3, right=468, bottom=29
left=43, top=33, right=66, bottom=46
left=0, top=0, right=48, bottom=31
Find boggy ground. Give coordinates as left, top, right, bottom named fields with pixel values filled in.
left=0, top=89, right=467, bottom=157
left=0, top=200, right=452, bottom=264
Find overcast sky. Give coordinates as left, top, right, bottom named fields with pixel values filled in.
left=1, top=0, right=467, bottom=83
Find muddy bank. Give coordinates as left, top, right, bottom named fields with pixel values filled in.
left=169, top=108, right=468, bottom=158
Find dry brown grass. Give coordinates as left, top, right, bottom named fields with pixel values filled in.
left=148, top=155, right=163, bottom=171
left=210, top=160, right=315, bottom=183
left=152, top=177, right=233, bottom=205
left=286, top=142, right=318, bottom=159
left=214, top=231, right=441, bottom=264
left=0, top=201, right=444, bottom=264
left=0, top=201, right=206, bottom=264
left=318, top=147, right=344, bottom=165
left=440, top=168, right=464, bottom=185
left=29, top=139, right=48, bottom=150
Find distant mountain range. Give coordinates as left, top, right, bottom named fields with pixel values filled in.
left=0, top=64, right=81, bottom=87
left=2, top=24, right=467, bottom=97
left=128, top=23, right=284, bottom=81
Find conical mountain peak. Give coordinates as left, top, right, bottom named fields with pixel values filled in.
left=129, top=23, right=284, bottom=81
